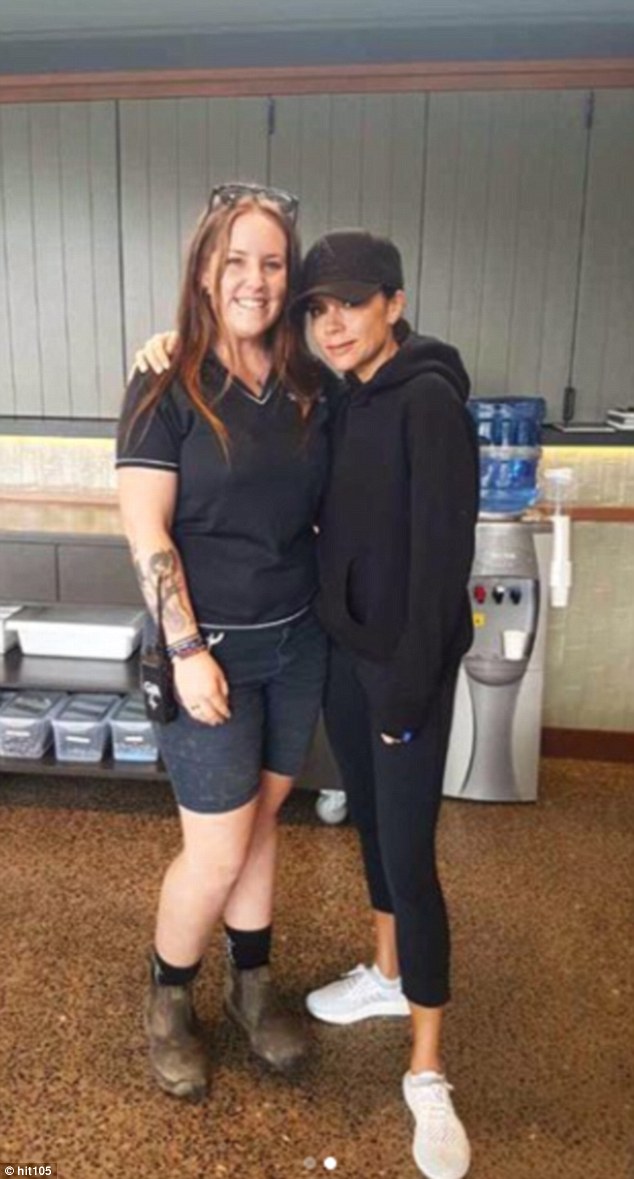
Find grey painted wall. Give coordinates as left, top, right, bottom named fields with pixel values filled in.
left=0, top=102, right=123, bottom=417
left=0, top=89, right=632, bottom=420
left=572, top=90, right=634, bottom=419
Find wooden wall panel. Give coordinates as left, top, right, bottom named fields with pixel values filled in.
left=0, top=106, right=43, bottom=414
left=0, top=102, right=123, bottom=418
left=270, top=95, right=333, bottom=253
left=270, top=93, right=427, bottom=315
left=419, top=91, right=587, bottom=414
left=572, top=90, right=634, bottom=420
left=119, top=97, right=269, bottom=366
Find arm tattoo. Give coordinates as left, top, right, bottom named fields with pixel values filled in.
left=131, top=544, right=195, bottom=635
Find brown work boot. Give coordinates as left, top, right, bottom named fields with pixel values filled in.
left=224, top=963, right=310, bottom=1071
left=144, top=978, right=209, bottom=1101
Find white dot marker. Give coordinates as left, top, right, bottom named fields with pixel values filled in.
left=324, top=1160, right=338, bottom=1172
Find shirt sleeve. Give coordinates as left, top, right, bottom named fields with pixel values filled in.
left=378, top=378, right=480, bottom=736
left=115, top=372, right=181, bottom=471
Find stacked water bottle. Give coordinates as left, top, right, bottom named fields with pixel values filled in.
left=468, top=397, right=546, bottom=517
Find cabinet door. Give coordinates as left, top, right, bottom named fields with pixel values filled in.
left=58, top=544, right=142, bottom=606
left=0, top=103, right=123, bottom=418
left=418, top=91, right=588, bottom=415
left=270, top=93, right=427, bottom=317
left=571, top=90, right=634, bottom=420
left=0, top=542, right=56, bottom=602
left=119, top=97, right=269, bottom=370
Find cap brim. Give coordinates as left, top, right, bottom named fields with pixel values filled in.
left=294, top=280, right=382, bottom=308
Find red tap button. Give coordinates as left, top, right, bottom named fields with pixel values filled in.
left=473, top=584, right=487, bottom=604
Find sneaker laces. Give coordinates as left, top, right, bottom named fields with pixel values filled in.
left=337, top=963, right=378, bottom=995
left=408, top=1075, right=459, bottom=1145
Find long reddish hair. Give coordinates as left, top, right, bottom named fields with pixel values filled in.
left=120, top=197, right=322, bottom=457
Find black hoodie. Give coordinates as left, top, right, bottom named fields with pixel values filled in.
left=316, top=329, right=480, bottom=735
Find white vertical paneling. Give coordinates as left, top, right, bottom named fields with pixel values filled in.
left=234, top=99, right=269, bottom=181
left=271, top=93, right=427, bottom=313
left=505, top=94, right=584, bottom=407
left=89, top=103, right=124, bottom=417
left=420, top=91, right=586, bottom=413
left=59, top=105, right=99, bottom=417
left=147, top=102, right=181, bottom=341
left=59, top=104, right=123, bottom=418
left=572, top=90, right=634, bottom=420
left=120, top=97, right=268, bottom=367
left=176, top=99, right=208, bottom=249
left=359, top=95, right=393, bottom=234
left=330, top=95, right=363, bottom=228
left=119, top=102, right=153, bottom=364
left=532, top=95, right=587, bottom=411
left=270, top=96, right=332, bottom=252
left=0, top=131, right=14, bottom=413
left=0, top=106, right=42, bottom=415
left=474, top=96, right=524, bottom=394
left=0, top=102, right=122, bottom=419
left=29, top=106, right=70, bottom=416
left=416, top=94, right=461, bottom=345
left=387, top=94, right=427, bottom=323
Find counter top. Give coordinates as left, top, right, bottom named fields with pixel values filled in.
left=0, top=500, right=124, bottom=537
left=1, top=417, right=634, bottom=448
left=0, top=497, right=633, bottom=538
left=542, top=426, right=634, bottom=447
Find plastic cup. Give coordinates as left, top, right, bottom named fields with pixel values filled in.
left=503, top=630, right=528, bottom=660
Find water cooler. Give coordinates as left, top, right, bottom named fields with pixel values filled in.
left=441, top=520, right=552, bottom=803
left=442, top=398, right=572, bottom=804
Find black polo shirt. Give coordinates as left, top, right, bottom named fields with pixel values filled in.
left=116, top=356, right=331, bottom=628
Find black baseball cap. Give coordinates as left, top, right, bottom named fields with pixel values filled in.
left=295, top=229, right=404, bottom=308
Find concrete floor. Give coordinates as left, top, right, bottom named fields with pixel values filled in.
left=0, top=758, right=632, bottom=1179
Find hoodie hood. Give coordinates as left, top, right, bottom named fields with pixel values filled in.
left=347, top=327, right=471, bottom=406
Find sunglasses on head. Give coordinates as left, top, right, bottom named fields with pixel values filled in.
left=207, top=182, right=299, bottom=225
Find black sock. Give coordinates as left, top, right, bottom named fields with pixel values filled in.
left=151, top=949, right=202, bottom=988
left=225, top=924, right=272, bottom=971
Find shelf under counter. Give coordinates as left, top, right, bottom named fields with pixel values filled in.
left=0, top=647, right=140, bottom=694
left=0, top=750, right=168, bottom=781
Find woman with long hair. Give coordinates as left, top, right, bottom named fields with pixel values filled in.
left=117, top=184, right=331, bottom=1101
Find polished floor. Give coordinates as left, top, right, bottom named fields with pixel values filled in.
left=0, top=758, right=632, bottom=1179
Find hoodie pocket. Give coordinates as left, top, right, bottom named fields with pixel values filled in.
left=345, top=553, right=372, bottom=626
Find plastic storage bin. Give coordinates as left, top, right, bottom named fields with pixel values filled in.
left=0, top=691, right=68, bottom=759
left=52, top=693, right=121, bottom=763
left=468, top=397, right=546, bottom=516
left=9, top=605, right=145, bottom=661
left=109, top=694, right=159, bottom=763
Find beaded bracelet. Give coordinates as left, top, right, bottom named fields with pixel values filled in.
left=166, top=634, right=207, bottom=661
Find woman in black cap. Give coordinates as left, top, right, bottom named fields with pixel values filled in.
left=133, top=226, right=478, bottom=1179
left=297, top=230, right=478, bottom=1179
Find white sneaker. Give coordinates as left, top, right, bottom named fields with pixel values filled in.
left=305, top=963, right=410, bottom=1024
left=403, top=1071, right=471, bottom=1179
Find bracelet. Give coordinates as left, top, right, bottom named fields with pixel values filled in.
left=166, top=634, right=207, bottom=660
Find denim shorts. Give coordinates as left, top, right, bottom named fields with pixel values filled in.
left=154, top=609, right=327, bottom=815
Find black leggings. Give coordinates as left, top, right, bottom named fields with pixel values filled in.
left=323, top=642, right=459, bottom=1008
